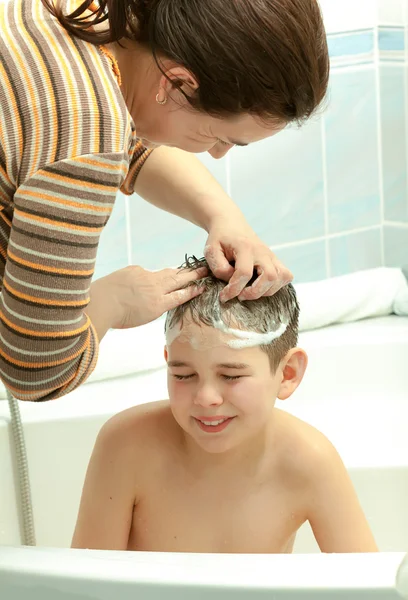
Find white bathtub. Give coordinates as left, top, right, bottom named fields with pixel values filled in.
left=1, top=315, right=408, bottom=598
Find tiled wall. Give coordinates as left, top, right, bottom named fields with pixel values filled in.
left=95, top=0, right=408, bottom=284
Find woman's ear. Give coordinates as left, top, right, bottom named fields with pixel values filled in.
left=277, top=348, right=308, bottom=401
left=164, top=346, right=168, bottom=362
left=159, top=66, right=199, bottom=98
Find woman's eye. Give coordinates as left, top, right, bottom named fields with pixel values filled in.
left=172, top=374, right=194, bottom=381
left=217, top=139, right=232, bottom=146
left=222, top=375, right=242, bottom=381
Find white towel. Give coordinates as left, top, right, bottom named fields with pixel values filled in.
left=1, top=266, right=407, bottom=398
left=296, top=267, right=408, bottom=331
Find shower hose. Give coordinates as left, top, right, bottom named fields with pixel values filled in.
left=6, top=389, right=36, bottom=546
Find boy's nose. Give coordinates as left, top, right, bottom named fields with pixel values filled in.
left=193, top=385, right=223, bottom=407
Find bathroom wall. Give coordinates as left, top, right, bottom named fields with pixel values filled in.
left=95, top=0, right=408, bottom=284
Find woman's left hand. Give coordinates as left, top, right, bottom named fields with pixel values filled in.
left=204, top=217, right=293, bottom=303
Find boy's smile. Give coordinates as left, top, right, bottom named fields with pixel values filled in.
left=194, top=415, right=236, bottom=433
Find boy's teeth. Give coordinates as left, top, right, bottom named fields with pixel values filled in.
left=202, top=419, right=226, bottom=426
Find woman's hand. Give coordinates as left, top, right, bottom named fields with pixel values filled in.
left=87, top=265, right=207, bottom=340
left=204, top=217, right=293, bottom=303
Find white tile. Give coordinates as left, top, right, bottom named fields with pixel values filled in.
left=378, top=0, right=405, bottom=25
left=319, top=0, right=377, bottom=34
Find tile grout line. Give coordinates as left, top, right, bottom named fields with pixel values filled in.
left=383, top=220, right=408, bottom=227
left=404, top=0, right=408, bottom=223
left=374, top=21, right=386, bottom=266
left=124, top=194, right=133, bottom=266
left=270, top=225, right=383, bottom=251
left=321, top=116, right=331, bottom=278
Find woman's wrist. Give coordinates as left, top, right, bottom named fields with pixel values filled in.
left=85, top=278, right=121, bottom=342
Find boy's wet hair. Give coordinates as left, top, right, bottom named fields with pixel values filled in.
left=165, top=256, right=299, bottom=372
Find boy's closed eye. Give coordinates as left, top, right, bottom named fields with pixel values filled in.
left=171, top=373, right=243, bottom=382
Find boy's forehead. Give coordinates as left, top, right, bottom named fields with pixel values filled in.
left=166, top=322, right=266, bottom=365
left=173, top=320, right=233, bottom=350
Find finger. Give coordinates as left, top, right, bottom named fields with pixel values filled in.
left=261, top=280, right=293, bottom=296
left=204, top=244, right=234, bottom=281
left=238, top=261, right=293, bottom=300
left=219, top=252, right=254, bottom=302
left=163, top=285, right=206, bottom=313
left=163, top=266, right=208, bottom=292
left=237, top=270, right=276, bottom=301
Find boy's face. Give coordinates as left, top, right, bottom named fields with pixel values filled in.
left=165, top=319, right=286, bottom=454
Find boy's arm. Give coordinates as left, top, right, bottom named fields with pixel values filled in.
left=71, top=414, right=137, bottom=550
left=305, top=433, right=378, bottom=553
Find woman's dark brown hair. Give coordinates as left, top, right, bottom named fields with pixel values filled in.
left=42, top=0, right=329, bottom=123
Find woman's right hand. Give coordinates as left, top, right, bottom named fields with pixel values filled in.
left=86, top=265, right=207, bottom=340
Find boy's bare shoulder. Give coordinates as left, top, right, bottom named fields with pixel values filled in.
left=97, top=400, right=177, bottom=455
left=274, top=408, right=342, bottom=485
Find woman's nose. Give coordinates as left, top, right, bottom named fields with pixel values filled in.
left=207, top=144, right=233, bottom=159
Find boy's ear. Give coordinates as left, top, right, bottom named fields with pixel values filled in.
left=277, top=348, right=308, bottom=401
left=164, top=346, right=168, bottom=362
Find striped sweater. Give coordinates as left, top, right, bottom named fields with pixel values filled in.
left=0, top=0, right=152, bottom=401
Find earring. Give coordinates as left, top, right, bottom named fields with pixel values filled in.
left=156, top=92, right=167, bottom=105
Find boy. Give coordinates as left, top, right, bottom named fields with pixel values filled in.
left=72, top=257, right=377, bottom=553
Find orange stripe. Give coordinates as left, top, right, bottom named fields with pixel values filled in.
left=0, top=308, right=90, bottom=338
left=0, top=59, right=23, bottom=163
left=5, top=0, right=42, bottom=172
left=0, top=244, right=7, bottom=260
left=38, top=169, right=118, bottom=193
left=39, top=0, right=99, bottom=157
left=37, top=3, right=79, bottom=159
left=0, top=336, right=88, bottom=369
left=23, top=189, right=114, bottom=213
left=14, top=208, right=104, bottom=233
left=92, top=42, right=122, bottom=152
left=7, top=248, right=94, bottom=277
left=78, top=156, right=128, bottom=174
left=3, top=279, right=89, bottom=307
left=32, top=0, right=58, bottom=162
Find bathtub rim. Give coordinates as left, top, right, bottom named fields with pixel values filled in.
left=0, top=546, right=407, bottom=595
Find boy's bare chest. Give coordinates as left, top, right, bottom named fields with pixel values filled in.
left=128, top=474, right=304, bottom=553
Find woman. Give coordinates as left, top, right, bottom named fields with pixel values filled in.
left=0, top=0, right=329, bottom=401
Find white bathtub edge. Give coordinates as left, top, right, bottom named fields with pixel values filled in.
left=0, top=547, right=406, bottom=592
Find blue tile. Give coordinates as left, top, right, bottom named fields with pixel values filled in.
left=327, top=31, right=374, bottom=58
left=325, top=68, right=381, bottom=234
left=378, top=28, right=405, bottom=52
left=94, top=192, right=129, bottom=279
left=129, top=192, right=208, bottom=271
left=229, top=118, right=325, bottom=246
left=380, top=66, right=408, bottom=223
left=329, top=228, right=382, bottom=276
left=384, top=225, right=408, bottom=266
left=271, top=241, right=327, bottom=283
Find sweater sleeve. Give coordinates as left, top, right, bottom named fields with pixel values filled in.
left=120, top=140, right=153, bottom=196
left=0, top=152, right=128, bottom=401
